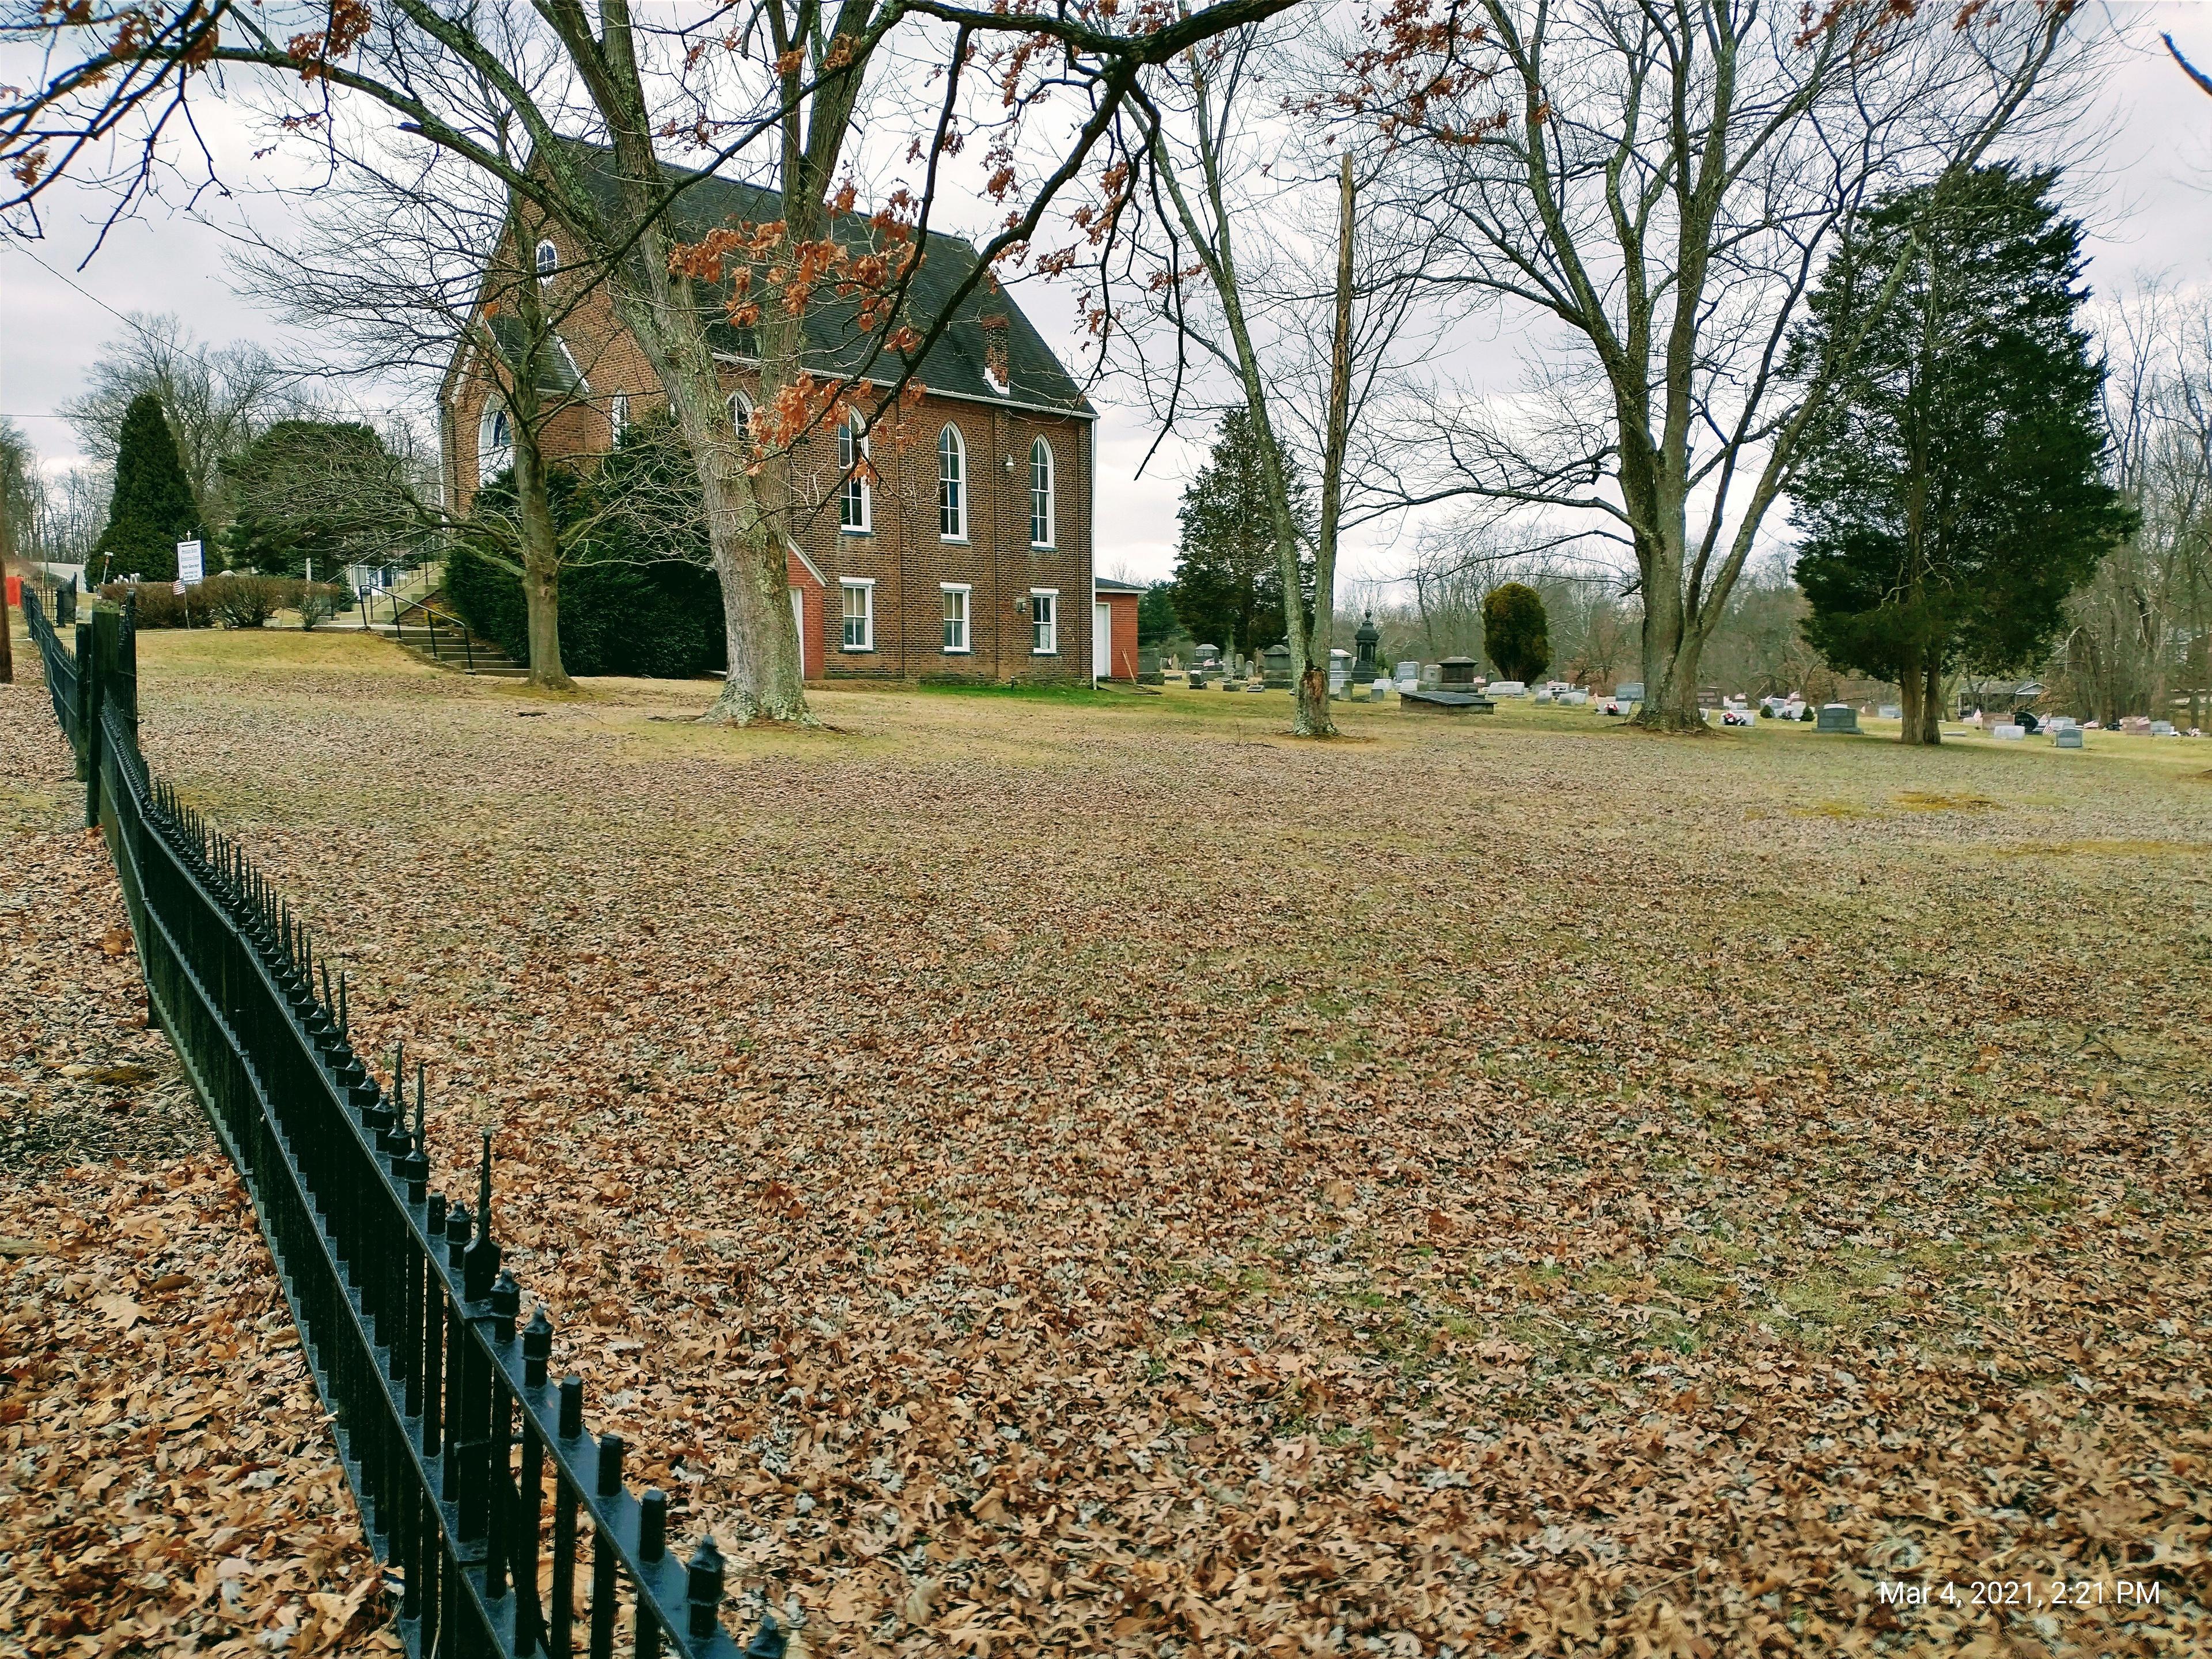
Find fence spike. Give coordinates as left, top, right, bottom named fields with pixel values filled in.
left=522, top=1306, right=554, bottom=1388
left=476, top=1131, right=494, bottom=1243
left=687, top=1539, right=728, bottom=1642
left=415, top=1062, right=427, bottom=1146
left=338, top=972, right=349, bottom=1036
left=320, top=960, right=334, bottom=1017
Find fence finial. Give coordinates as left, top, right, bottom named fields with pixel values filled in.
left=687, top=1537, right=727, bottom=1641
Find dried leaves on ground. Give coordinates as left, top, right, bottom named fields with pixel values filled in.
left=0, top=649, right=392, bottom=1657
left=10, top=626, right=2212, bottom=1656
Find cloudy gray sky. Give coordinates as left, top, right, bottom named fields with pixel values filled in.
left=3, top=2, right=2206, bottom=586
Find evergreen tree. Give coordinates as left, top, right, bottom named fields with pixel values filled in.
left=1788, top=166, right=2132, bottom=744
left=1482, top=583, right=1551, bottom=681
left=1171, top=410, right=1312, bottom=657
left=92, top=392, right=198, bottom=581
left=221, top=420, right=403, bottom=578
left=1136, top=581, right=1181, bottom=646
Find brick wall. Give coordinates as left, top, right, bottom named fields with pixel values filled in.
left=448, top=231, right=1095, bottom=685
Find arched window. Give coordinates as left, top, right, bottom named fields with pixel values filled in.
left=937, top=425, right=967, bottom=540
left=1029, top=437, right=1055, bottom=548
left=611, top=394, right=630, bottom=440
left=535, top=239, right=558, bottom=282
left=838, top=415, right=870, bottom=532
left=478, top=402, right=514, bottom=478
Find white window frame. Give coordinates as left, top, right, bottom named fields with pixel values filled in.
left=938, top=425, right=968, bottom=541
left=1029, top=438, right=1055, bottom=548
left=838, top=416, right=872, bottom=533
left=1030, top=587, right=1059, bottom=656
left=478, top=402, right=513, bottom=478
left=535, top=238, right=558, bottom=283
left=840, top=578, right=876, bottom=652
left=941, top=582, right=971, bottom=654
left=611, top=393, right=629, bottom=439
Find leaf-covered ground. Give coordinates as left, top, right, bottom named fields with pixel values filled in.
left=0, top=643, right=394, bottom=1657
left=9, top=625, right=2212, bottom=1656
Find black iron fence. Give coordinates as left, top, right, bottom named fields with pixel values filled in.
left=19, top=589, right=783, bottom=1659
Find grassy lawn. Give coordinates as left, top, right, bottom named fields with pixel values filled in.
left=14, top=623, right=2212, bottom=1655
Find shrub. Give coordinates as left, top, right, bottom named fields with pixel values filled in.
left=208, top=574, right=289, bottom=630
left=295, top=582, right=347, bottom=630
left=1483, top=583, right=1552, bottom=682
left=100, top=580, right=214, bottom=629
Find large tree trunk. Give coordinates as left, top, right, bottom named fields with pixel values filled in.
left=1294, top=666, right=1329, bottom=737
left=1637, top=539, right=1708, bottom=733
left=511, top=439, right=573, bottom=692
left=1919, top=658, right=1942, bottom=745
left=1897, top=647, right=1927, bottom=746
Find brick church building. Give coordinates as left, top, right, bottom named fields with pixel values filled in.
left=440, top=153, right=1132, bottom=683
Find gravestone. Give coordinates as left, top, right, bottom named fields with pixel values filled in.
left=1196, top=643, right=1221, bottom=666
left=1399, top=687, right=1495, bottom=715
left=1877, top=704, right=1902, bottom=720
left=2055, top=727, right=2084, bottom=749
left=2047, top=715, right=2077, bottom=730
left=2119, top=716, right=2152, bottom=735
left=1562, top=690, right=1590, bottom=706
left=2152, top=721, right=2178, bottom=737
left=1372, top=677, right=1393, bottom=700
left=1615, top=681, right=1645, bottom=702
left=1440, top=656, right=1479, bottom=689
left=1815, top=703, right=1859, bottom=733
left=1993, top=723, right=2026, bottom=740
left=1186, top=666, right=1206, bottom=688
left=1262, top=643, right=1293, bottom=688
left=1419, top=662, right=1443, bottom=690
left=1328, top=664, right=1348, bottom=699
left=1487, top=680, right=1527, bottom=698
left=1533, top=688, right=1553, bottom=704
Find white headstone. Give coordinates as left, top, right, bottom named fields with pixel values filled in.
left=1372, top=678, right=1392, bottom=700
left=1993, top=724, right=2026, bottom=740
left=1877, top=704, right=1902, bottom=720
left=2152, top=721, right=2177, bottom=737
left=2055, top=728, right=2084, bottom=749
left=1487, top=680, right=1527, bottom=697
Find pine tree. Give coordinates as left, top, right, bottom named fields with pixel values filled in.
left=1789, top=166, right=2132, bottom=744
left=221, top=420, right=397, bottom=577
left=1171, top=410, right=1312, bottom=658
left=92, top=392, right=199, bottom=582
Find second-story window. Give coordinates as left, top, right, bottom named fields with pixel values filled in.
left=938, top=425, right=967, bottom=540
left=838, top=416, right=871, bottom=533
left=1030, top=438, right=1055, bottom=547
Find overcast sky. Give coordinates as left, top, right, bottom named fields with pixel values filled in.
left=2, top=2, right=2206, bottom=588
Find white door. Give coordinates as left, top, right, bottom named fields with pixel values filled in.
left=1093, top=602, right=1112, bottom=677
left=790, top=588, right=806, bottom=678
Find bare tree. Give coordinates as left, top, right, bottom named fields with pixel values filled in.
left=229, top=48, right=604, bottom=691
left=4, top=0, right=1291, bottom=725
left=1108, top=18, right=1444, bottom=735
left=1357, top=0, right=2095, bottom=730
left=56, top=315, right=303, bottom=530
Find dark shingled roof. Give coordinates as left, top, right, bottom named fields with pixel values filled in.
left=559, top=140, right=1093, bottom=418
left=486, top=313, right=586, bottom=396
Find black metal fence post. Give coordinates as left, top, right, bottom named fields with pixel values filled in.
left=14, top=579, right=777, bottom=1659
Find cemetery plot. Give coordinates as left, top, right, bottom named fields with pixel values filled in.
left=11, top=628, right=2210, bottom=1657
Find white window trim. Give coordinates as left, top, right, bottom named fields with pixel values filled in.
left=941, top=582, right=972, bottom=654
left=535, top=238, right=558, bottom=283
left=839, top=418, right=873, bottom=535
left=611, top=393, right=630, bottom=438
left=938, top=425, right=968, bottom=543
left=1029, top=438, right=1056, bottom=549
left=1030, top=586, right=1059, bottom=656
left=840, top=577, right=876, bottom=652
left=478, top=402, right=513, bottom=478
